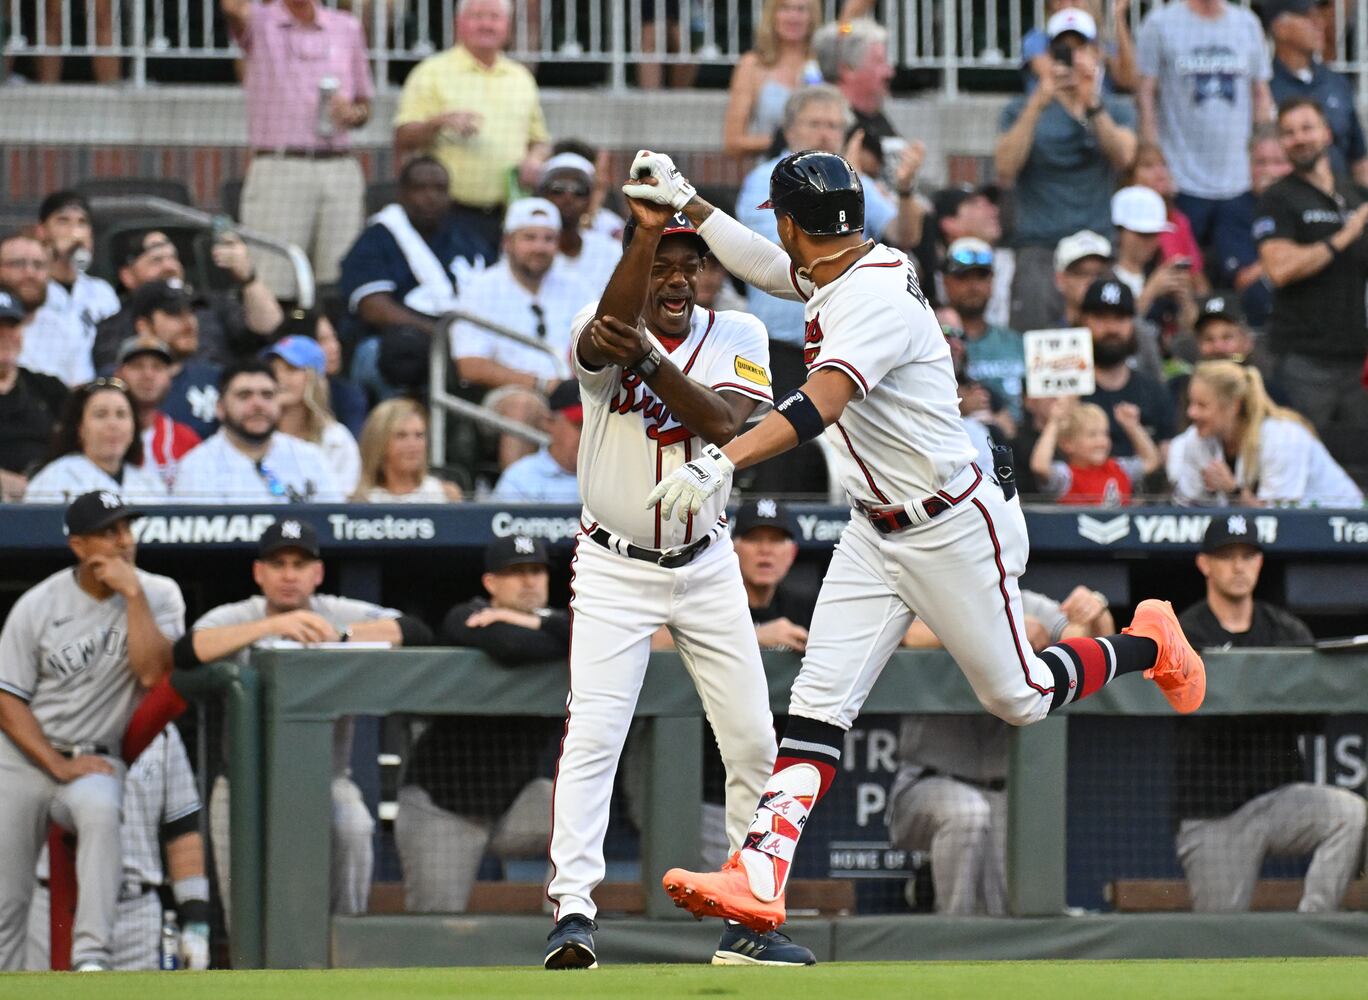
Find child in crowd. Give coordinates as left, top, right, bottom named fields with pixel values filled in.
left=1029, top=397, right=1161, bottom=505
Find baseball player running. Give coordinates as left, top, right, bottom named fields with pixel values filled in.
left=27, top=725, right=211, bottom=970
left=543, top=196, right=815, bottom=969
left=0, top=491, right=185, bottom=970
left=625, top=149, right=1206, bottom=933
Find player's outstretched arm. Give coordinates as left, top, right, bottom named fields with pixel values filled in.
left=646, top=368, right=858, bottom=521
left=624, top=150, right=801, bottom=301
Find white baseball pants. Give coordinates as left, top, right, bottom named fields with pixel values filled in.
left=792, top=481, right=1054, bottom=730
left=548, top=532, right=776, bottom=921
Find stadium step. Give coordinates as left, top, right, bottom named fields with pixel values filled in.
left=1107, top=878, right=1368, bottom=912
left=366, top=879, right=856, bottom=917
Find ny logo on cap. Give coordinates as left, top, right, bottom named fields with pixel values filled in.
left=756, top=499, right=778, bottom=518
left=1101, top=283, right=1122, bottom=305
left=1208, top=297, right=1225, bottom=312
left=1227, top=514, right=1248, bottom=535
left=98, top=491, right=121, bottom=509
left=514, top=536, right=536, bottom=555
left=0, top=292, right=12, bottom=309
left=280, top=520, right=303, bottom=539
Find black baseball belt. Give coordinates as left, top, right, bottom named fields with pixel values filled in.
left=51, top=741, right=112, bottom=759
left=917, top=767, right=1007, bottom=793
left=856, top=463, right=983, bottom=535
left=587, top=526, right=713, bottom=568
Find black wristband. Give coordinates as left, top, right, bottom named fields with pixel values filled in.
left=629, top=346, right=663, bottom=380
left=178, top=899, right=211, bottom=925
left=774, top=388, right=826, bottom=444
left=1085, top=103, right=1103, bottom=118
left=1323, top=238, right=1340, bottom=259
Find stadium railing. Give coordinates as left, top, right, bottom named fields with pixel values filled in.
left=12, top=0, right=1367, bottom=97
left=189, top=646, right=1368, bottom=969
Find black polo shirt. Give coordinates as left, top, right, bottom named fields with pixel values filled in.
left=1253, top=171, right=1368, bottom=359
left=0, top=368, right=67, bottom=475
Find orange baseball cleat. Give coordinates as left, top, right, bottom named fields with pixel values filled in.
left=1124, top=598, right=1206, bottom=714
left=662, top=853, right=787, bottom=934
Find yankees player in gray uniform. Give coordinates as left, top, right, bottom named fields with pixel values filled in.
left=27, top=725, right=211, bottom=970
left=174, top=518, right=433, bottom=918
left=0, top=491, right=185, bottom=971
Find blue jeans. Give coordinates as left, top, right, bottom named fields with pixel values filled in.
left=350, top=336, right=402, bottom=405
left=1174, top=192, right=1256, bottom=283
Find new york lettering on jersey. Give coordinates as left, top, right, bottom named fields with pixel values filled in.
left=43, top=626, right=128, bottom=682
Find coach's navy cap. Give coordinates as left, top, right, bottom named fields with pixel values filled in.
left=733, top=498, right=797, bottom=540
left=0, top=285, right=24, bottom=324
left=485, top=535, right=550, bottom=573
left=1203, top=514, right=1263, bottom=554
left=1081, top=277, right=1135, bottom=317
left=258, top=518, right=322, bottom=559
left=64, top=491, right=143, bottom=536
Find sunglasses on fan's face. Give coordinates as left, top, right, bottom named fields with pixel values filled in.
left=947, top=247, right=994, bottom=272
left=542, top=180, right=591, bottom=198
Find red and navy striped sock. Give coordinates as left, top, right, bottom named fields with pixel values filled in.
left=1037, top=634, right=1158, bottom=713
left=775, top=715, right=842, bottom=802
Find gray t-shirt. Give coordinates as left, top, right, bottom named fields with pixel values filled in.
left=897, top=591, right=1069, bottom=782
left=0, top=567, right=186, bottom=750
left=193, top=593, right=400, bottom=776
left=1137, top=1, right=1270, bottom=199
left=999, top=94, right=1138, bottom=246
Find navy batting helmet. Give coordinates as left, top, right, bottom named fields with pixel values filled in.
left=621, top=211, right=710, bottom=256
left=759, top=150, right=864, bottom=236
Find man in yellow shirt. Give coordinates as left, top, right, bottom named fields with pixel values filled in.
left=394, top=0, right=551, bottom=259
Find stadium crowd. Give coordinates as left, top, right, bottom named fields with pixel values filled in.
left=3, top=0, right=1368, bottom=972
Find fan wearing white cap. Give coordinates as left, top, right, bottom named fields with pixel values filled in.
left=996, top=7, right=1138, bottom=333
left=538, top=153, right=623, bottom=295
left=450, top=196, right=597, bottom=470
left=1022, top=2, right=1139, bottom=96
left=1110, top=184, right=1201, bottom=333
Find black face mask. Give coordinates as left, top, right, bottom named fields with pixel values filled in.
left=1092, top=331, right=1137, bottom=367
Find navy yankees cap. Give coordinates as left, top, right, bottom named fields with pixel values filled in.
left=733, top=498, right=797, bottom=540
left=258, top=518, right=322, bottom=559
left=1081, top=277, right=1135, bottom=317
left=485, top=535, right=549, bottom=573
left=64, top=491, right=143, bottom=536
left=1203, top=513, right=1263, bottom=554
left=0, top=285, right=24, bottom=324
left=1195, top=292, right=1246, bottom=330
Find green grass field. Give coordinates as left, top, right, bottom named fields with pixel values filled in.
left=6, top=959, right=1368, bottom=1000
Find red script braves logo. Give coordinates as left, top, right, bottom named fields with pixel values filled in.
left=611, top=370, right=692, bottom=445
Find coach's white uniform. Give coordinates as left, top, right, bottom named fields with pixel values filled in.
left=547, top=303, right=778, bottom=922
left=697, top=211, right=1062, bottom=729
left=0, top=565, right=185, bottom=969
left=27, top=727, right=202, bottom=970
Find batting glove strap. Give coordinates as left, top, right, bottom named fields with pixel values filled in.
left=622, top=149, right=696, bottom=211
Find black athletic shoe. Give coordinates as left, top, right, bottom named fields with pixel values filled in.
left=712, top=922, right=817, bottom=966
left=543, top=914, right=599, bottom=969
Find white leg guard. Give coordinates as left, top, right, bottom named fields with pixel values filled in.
left=738, top=762, right=820, bottom=903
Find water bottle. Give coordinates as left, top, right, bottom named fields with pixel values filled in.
left=159, top=909, right=180, bottom=970
left=316, top=75, right=340, bottom=139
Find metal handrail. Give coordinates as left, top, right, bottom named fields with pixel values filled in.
left=427, top=308, right=571, bottom=465
left=86, top=195, right=316, bottom=310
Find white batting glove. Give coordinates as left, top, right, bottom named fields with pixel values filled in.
left=622, top=149, right=697, bottom=211
left=180, top=921, right=210, bottom=970
left=645, top=443, right=734, bottom=522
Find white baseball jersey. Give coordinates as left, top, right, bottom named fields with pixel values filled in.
left=0, top=566, right=185, bottom=750
left=172, top=431, right=344, bottom=504
left=22, top=454, right=170, bottom=506
left=570, top=303, right=773, bottom=549
left=451, top=260, right=596, bottom=380
left=552, top=230, right=623, bottom=296
left=19, top=275, right=120, bottom=388
left=790, top=244, right=977, bottom=502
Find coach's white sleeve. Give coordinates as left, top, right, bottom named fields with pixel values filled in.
left=568, top=303, right=619, bottom=397
left=697, top=210, right=811, bottom=303
left=0, top=588, right=42, bottom=701
left=144, top=574, right=187, bottom=642
left=699, top=313, right=773, bottom=413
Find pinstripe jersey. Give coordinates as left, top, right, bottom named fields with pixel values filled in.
left=793, top=244, right=977, bottom=502
left=570, top=303, right=773, bottom=549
